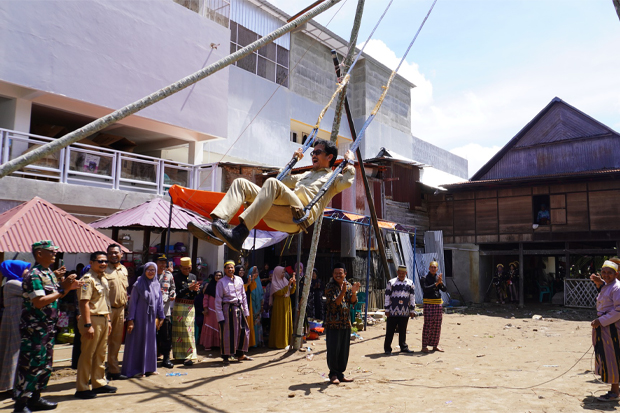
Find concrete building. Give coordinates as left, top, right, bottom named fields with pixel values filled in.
left=0, top=0, right=466, bottom=272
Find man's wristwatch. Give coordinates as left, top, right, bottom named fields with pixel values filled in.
left=84, top=323, right=92, bottom=328
left=57, top=286, right=65, bottom=295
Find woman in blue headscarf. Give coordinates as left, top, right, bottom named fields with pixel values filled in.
left=0, top=260, right=31, bottom=391
left=248, top=266, right=264, bottom=346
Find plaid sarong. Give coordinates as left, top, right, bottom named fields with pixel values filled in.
left=593, top=321, right=620, bottom=384
left=220, top=303, right=250, bottom=357
left=172, top=301, right=197, bottom=361
left=422, top=303, right=443, bottom=347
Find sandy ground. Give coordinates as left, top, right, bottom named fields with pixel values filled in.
left=1, top=304, right=616, bottom=413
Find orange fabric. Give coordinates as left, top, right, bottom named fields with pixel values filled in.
left=168, top=185, right=276, bottom=231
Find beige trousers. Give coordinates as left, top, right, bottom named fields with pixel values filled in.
left=77, top=316, right=108, bottom=391
left=107, top=307, right=124, bottom=374
left=211, top=177, right=305, bottom=234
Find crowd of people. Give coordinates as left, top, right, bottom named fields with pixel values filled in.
left=492, top=262, right=520, bottom=304
left=0, top=237, right=456, bottom=411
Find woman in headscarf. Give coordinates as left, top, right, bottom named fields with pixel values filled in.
left=200, top=271, right=223, bottom=350
left=248, top=266, right=264, bottom=346
left=237, top=265, right=257, bottom=348
left=268, top=266, right=296, bottom=349
left=121, top=262, right=165, bottom=378
left=0, top=260, right=31, bottom=392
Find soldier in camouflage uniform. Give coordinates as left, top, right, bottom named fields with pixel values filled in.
left=13, top=240, right=79, bottom=413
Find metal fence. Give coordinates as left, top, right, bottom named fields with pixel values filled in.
left=0, top=128, right=219, bottom=196
left=564, top=278, right=597, bottom=308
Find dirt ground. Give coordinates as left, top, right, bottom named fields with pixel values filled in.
left=1, top=304, right=616, bottom=413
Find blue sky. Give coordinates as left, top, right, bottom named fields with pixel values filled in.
left=269, top=0, right=620, bottom=177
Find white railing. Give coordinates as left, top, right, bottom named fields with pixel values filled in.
left=0, top=128, right=219, bottom=196
left=564, top=278, right=597, bottom=308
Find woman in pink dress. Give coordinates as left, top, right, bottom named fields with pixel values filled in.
left=200, top=271, right=223, bottom=350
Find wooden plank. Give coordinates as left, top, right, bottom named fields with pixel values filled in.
left=428, top=201, right=453, bottom=235
left=476, top=235, right=499, bottom=243
left=476, top=189, right=497, bottom=199
left=453, top=200, right=475, bottom=235
left=550, top=182, right=587, bottom=193
left=498, top=196, right=532, bottom=233
left=551, top=209, right=566, bottom=224
left=564, top=192, right=588, bottom=231
left=498, top=187, right=531, bottom=197
left=588, top=180, right=620, bottom=191
left=454, top=235, right=475, bottom=244
left=476, top=198, right=498, bottom=235
left=550, top=194, right=566, bottom=209
left=532, top=186, right=549, bottom=195
left=454, top=192, right=475, bottom=200
left=589, top=190, right=620, bottom=230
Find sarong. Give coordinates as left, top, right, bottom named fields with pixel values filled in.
left=422, top=303, right=443, bottom=347
left=593, top=322, right=620, bottom=384
left=172, top=300, right=197, bottom=361
left=220, top=303, right=250, bottom=356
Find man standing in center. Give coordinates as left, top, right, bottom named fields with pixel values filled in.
left=188, top=140, right=355, bottom=252
left=75, top=252, right=116, bottom=399
left=384, top=265, right=416, bottom=355
left=215, top=261, right=250, bottom=365
left=156, top=254, right=175, bottom=369
left=324, top=263, right=359, bottom=385
left=104, top=244, right=128, bottom=381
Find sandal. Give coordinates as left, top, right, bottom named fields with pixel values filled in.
left=421, top=348, right=430, bottom=353
left=237, top=355, right=254, bottom=362
left=330, top=376, right=340, bottom=385
left=598, top=392, right=620, bottom=401
left=433, top=346, right=445, bottom=352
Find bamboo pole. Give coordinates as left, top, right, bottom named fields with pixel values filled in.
left=293, top=0, right=366, bottom=351
left=0, top=0, right=343, bottom=179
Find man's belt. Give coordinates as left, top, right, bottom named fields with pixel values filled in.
left=223, top=301, right=241, bottom=307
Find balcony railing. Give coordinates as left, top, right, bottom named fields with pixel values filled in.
left=0, top=128, right=219, bottom=196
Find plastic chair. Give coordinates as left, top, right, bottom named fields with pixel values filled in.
left=350, top=292, right=367, bottom=324
left=537, top=281, right=551, bottom=302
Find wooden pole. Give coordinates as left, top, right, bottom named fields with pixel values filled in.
left=292, top=0, right=366, bottom=351
left=0, top=0, right=344, bottom=179
left=331, top=50, right=391, bottom=282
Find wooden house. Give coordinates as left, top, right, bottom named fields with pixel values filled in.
left=429, top=98, right=620, bottom=304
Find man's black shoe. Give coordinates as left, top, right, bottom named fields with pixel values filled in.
left=212, top=221, right=249, bottom=252
left=384, top=350, right=392, bottom=355
left=107, top=373, right=128, bottom=381
left=162, top=359, right=174, bottom=369
left=74, top=391, right=97, bottom=400
left=13, top=400, right=32, bottom=413
left=400, top=348, right=415, bottom=354
left=92, top=385, right=117, bottom=394
left=183, top=359, right=194, bottom=366
left=187, top=221, right=224, bottom=246
left=27, top=396, right=57, bottom=411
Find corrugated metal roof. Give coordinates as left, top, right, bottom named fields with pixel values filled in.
left=89, top=197, right=211, bottom=230
left=0, top=197, right=128, bottom=253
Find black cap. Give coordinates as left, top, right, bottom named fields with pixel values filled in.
left=155, top=253, right=167, bottom=261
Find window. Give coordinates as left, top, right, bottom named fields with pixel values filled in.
left=444, top=250, right=453, bottom=278
left=532, top=195, right=550, bottom=225
left=230, top=20, right=289, bottom=87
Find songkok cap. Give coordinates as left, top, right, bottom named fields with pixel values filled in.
left=155, top=253, right=167, bottom=261
left=397, top=265, right=407, bottom=271
left=602, top=260, right=619, bottom=272
left=180, top=257, right=192, bottom=267
left=224, top=260, right=235, bottom=268
left=32, top=240, right=59, bottom=252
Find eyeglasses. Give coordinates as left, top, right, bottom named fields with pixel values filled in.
left=96, top=260, right=109, bottom=264
left=310, top=149, right=324, bottom=156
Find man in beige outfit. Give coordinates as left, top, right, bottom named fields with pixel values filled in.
left=75, top=252, right=116, bottom=399
left=188, top=139, right=355, bottom=251
left=104, top=243, right=128, bottom=381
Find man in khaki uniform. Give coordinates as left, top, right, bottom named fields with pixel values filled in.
left=104, top=243, right=129, bottom=381
left=188, top=139, right=355, bottom=252
left=75, top=251, right=116, bottom=399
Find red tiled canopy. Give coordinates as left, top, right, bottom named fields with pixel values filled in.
left=0, top=196, right=128, bottom=253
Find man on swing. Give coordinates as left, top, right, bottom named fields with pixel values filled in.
left=188, top=139, right=355, bottom=252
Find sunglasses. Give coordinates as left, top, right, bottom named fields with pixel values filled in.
left=96, top=260, right=109, bottom=264
left=310, top=149, right=324, bottom=156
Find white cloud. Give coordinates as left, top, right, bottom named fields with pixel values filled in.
left=450, top=143, right=501, bottom=178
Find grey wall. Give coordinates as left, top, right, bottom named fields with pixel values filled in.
left=0, top=0, right=230, bottom=138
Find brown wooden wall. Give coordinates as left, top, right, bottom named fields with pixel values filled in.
left=429, top=179, right=620, bottom=244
